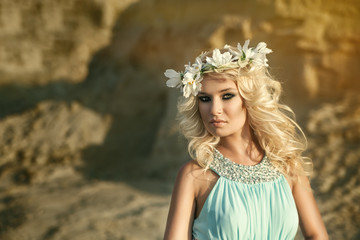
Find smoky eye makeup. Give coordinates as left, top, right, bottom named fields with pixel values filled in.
left=198, top=95, right=211, bottom=102
left=198, top=92, right=237, bottom=102
left=222, top=93, right=236, bottom=100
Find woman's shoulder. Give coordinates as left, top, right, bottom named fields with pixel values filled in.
left=175, top=160, right=218, bottom=190
left=176, top=160, right=205, bottom=181
left=170, top=160, right=203, bottom=199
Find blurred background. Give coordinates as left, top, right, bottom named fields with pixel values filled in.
left=0, top=0, right=359, bottom=239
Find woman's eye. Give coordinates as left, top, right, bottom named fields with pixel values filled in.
left=223, top=93, right=235, bottom=100
left=198, top=96, right=211, bottom=102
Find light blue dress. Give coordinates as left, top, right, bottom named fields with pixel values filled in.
left=192, top=149, right=299, bottom=240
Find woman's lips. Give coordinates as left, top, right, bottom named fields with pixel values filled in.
left=210, top=120, right=227, bottom=127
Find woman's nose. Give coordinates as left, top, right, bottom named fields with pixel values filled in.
left=210, top=98, right=223, bottom=115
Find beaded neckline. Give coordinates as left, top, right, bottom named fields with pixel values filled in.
left=211, top=148, right=282, bottom=184
left=214, top=148, right=266, bottom=168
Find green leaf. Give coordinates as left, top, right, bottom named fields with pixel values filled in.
left=241, top=51, right=246, bottom=61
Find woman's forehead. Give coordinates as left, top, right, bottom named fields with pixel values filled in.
left=200, top=77, right=238, bottom=94
left=202, top=76, right=236, bottom=86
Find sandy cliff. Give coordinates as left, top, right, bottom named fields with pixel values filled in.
left=0, top=0, right=359, bottom=239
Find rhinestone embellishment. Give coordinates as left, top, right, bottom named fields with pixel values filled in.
left=210, top=149, right=282, bottom=184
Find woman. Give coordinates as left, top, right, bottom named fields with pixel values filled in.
left=163, top=40, right=328, bottom=239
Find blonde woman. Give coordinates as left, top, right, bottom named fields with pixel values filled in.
left=163, top=41, right=328, bottom=240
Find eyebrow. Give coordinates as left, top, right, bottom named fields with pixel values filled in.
left=198, top=88, right=237, bottom=95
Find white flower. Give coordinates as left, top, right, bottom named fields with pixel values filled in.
left=251, top=53, right=268, bottom=67
left=164, top=69, right=182, bottom=88
left=182, top=72, right=202, bottom=97
left=240, top=40, right=256, bottom=60
left=254, top=42, right=272, bottom=55
left=206, top=49, right=233, bottom=68
left=224, top=40, right=253, bottom=68
left=224, top=44, right=239, bottom=61
left=185, top=57, right=202, bottom=74
left=164, top=40, right=272, bottom=98
left=251, top=42, right=272, bottom=67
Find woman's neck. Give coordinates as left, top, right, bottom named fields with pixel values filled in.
left=217, top=125, right=263, bottom=164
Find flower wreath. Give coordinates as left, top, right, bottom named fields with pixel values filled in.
left=164, top=40, right=272, bottom=98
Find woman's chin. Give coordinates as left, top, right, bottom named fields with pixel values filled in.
left=209, top=129, right=229, bottom=138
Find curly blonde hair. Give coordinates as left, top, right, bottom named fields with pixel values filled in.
left=177, top=55, right=312, bottom=181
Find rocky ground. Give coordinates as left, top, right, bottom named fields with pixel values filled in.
left=0, top=169, right=171, bottom=240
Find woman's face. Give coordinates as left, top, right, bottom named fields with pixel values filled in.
left=198, top=75, right=248, bottom=138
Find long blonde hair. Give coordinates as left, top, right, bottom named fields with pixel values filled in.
left=177, top=62, right=312, bottom=180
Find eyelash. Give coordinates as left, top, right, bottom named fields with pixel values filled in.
left=198, top=93, right=235, bottom=102
left=223, top=93, right=235, bottom=100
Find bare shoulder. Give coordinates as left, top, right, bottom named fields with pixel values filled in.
left=177, top=160, right=203, bottom=177
left=172, top=161, right=202, bottom=192
left=173, top=160, right=218, bottom=197
left=284, top=174, right=311, bottom=193
left=292, top=174, right=312, bottom=192
left=177, top=160, right=217, bottom=183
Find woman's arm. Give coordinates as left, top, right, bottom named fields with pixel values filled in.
left=163, top=161, right=197, bottom=240
left=292, top=175, right=329, bottom=240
